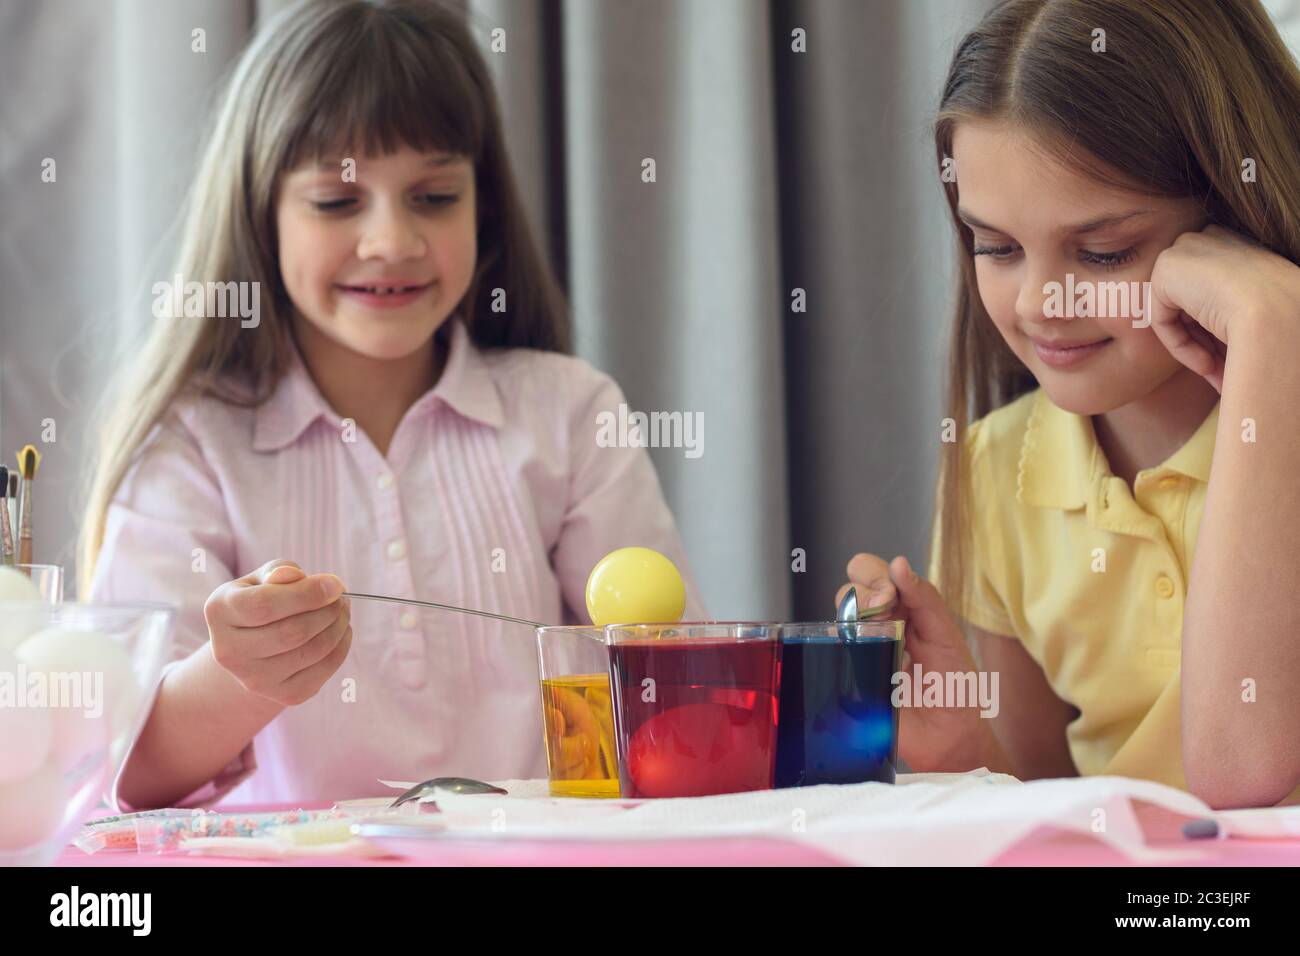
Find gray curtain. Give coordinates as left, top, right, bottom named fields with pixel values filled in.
left=4, top=0, right=1299, bottom=617
left=462, top=0, right=994, bottom=620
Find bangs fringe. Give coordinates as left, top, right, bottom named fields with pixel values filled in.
left=275, top=3, right=488, bottom=171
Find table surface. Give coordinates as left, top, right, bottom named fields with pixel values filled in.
left=55, top=800, right=1300, bottom=867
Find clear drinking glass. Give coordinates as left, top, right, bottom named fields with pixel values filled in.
left=0, top=602, right=175, bottom=865
left=13, top=564, right=63, bottom=603
left=775, top=620, right=904, bottom=787
left=603, top=622, right=782, bottom=798
left=536, top=625, right=619, bottom=798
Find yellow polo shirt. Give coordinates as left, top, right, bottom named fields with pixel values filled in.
left=933, top=388, right=1220, bottom=790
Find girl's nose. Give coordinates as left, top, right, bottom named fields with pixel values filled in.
left=356, top=203, right=426, bottom=261
left=1015, top=261, right=1062, bottom=327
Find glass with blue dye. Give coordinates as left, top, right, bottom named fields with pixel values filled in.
left=775, top=620, right=904, bottom=787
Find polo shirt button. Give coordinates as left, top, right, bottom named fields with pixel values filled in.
left=399, top=611, right=417, bottom=630
left=386, top=539, right=406, bottom=561
left=1159, top=476, right=1179, bottom=490
left=377, top=473, right=394, bottom=491
left=1156, top=575, right=1176, bottom=599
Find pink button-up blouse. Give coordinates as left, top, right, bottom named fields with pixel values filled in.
left=90, top=319, right=706, bottom=806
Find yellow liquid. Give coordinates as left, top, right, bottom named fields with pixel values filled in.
left=541, top=674, right=621, bottom=798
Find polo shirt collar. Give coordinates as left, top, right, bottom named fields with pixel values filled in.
left=1017, top=390, right=1219, bottom=510
left=1162, top=402, right=1218, bottom=483
left=253, top=318, right=503, bottom=452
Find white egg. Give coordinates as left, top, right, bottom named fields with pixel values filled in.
left=0, top=759, right=67, bottom=850
left=0, top=568, right=44, bottom=652
left=0, top=648, right=54, bottom=783
left=16, top=628, right=139, bottom=772
left=0, top=567, right=41, bottom=603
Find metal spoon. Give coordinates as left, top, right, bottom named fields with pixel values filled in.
left=838, top=585, right=892, bottom=626
left=388, top=777, right=508, bottom=809
left=343, top=591, right=541, bottom=629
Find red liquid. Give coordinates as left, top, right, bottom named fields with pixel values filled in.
left=607, top=639, right=780, bottom=798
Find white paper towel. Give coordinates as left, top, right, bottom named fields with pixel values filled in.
left=423, top=770, right=1216, bottom=865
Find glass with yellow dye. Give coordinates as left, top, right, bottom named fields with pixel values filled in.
left=536, top=627, right=620, bottom=797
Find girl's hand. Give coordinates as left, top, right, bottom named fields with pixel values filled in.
left=203, top=559, right=353, bottom=707
left=837, top=554, right=996, bottom=772
left=1147, top=225, right=1300, bottom=393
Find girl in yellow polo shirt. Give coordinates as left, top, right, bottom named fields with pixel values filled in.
left=839, top=0, right=1300, bottom=808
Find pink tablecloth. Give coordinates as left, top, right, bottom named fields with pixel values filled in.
left=55, top=800, right=1300, bottom=867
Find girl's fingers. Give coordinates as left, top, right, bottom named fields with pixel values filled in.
left=1152, top=315, right=1224, bottom=391
left=847, top=552, right=892, bottom=586
left=258, top=560, right=305, bottom=585
left=265, top=600, right=351, bottom=675
left=249, top=599, right=348, bottom=658
left=1182, top=321, right=1226, bottom=389
left=838, top=553, right=898, bottom=612
left=278, top=625, right=353, bottom=706
left=1147, top=260, right=1226, bottom=392
left=227, top=571, right=345, bottom=628
left=889, top=556, right=957, bottom=643
left=835, top=580, right=899, bottom=615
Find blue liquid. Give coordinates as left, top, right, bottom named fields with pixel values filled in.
left=774, top=635, right=901, bottom=787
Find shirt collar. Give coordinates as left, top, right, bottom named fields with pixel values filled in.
left=253, top=318, right=503, bottom=453
left=1017, top=390, right=1219, bottom=509
left=430, top=318, right=505, bottom=429
left=1162, top=401, right=1218, bottom=483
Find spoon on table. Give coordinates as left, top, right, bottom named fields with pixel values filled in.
left=343, top=591, right=542, bottom=629
left=387, top=777, right=509, bottom=809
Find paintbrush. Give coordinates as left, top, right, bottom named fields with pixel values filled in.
left=0, top=466, right=13, bottom=566
left=6, top=471, right=16, bottom=545
left=15, top=445, right=40, bottom=566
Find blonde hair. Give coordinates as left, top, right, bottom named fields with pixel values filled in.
left=931, top=0, right=1300, bottom=619
left=78, top=0, right=570, bottom=597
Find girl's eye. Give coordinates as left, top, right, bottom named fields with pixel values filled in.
left=309, top=194, right=458, bottom=212
left=1078, top=246, right=1137, bottom=270
left=971, top=243, right=1139, bottom=271
left=972, top=243, right=1018, bottom=260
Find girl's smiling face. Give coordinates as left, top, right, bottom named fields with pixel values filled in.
left=951, top=119, right=1207, bottom=415
left=275, top=145, right=477, bottom=361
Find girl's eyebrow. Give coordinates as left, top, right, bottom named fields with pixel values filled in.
left=957, top=207, right=1156, bottom=236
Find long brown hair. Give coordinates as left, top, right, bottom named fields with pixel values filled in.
left=932, top=0, right=1300, bottom=620
left=79, top=0, right=570, bottom=596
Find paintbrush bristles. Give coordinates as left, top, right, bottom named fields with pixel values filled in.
left=0, top=465, right=11, bottom=566
left=17, top=444, right=40, bottom=479
left=14, top=445, right=36, bottom=566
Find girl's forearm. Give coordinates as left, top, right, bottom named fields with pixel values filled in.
left=117, top=645, right=285, bottom=810
left=1182, top=315, right=1300, bottom=808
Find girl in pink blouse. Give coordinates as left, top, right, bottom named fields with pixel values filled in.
left=80, top=0, right=703, bottom=809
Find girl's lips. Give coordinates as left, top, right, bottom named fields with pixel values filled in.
left=1031, top=336, right=1112, bottom=368
left=335, top=283, right=432, bottom=309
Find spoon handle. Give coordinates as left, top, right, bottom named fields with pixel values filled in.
left=341, top=591, right=542, bottom=629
